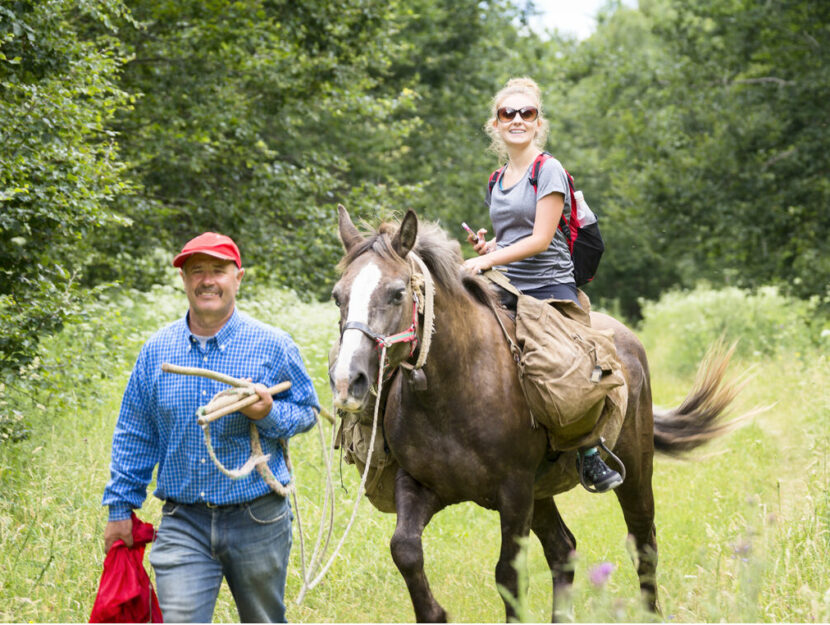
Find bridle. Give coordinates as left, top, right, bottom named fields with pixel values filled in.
left=340, top=252, right=434, bottom=373
left=342, top=296, right=420, bottom=355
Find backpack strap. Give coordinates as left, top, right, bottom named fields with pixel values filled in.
left=491, top=153, right=579, bottom=254
left=528, top=151, right=552, bottom=192
left=528, top=152, right=578, bottom=254
left=488, top=165, right=506, bottom=195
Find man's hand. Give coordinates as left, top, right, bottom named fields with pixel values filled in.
left=240, top=382, right=273, bottom=421
left=104, top=518, right=133, bottom=552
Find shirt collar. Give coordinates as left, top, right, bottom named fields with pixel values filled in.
left=183, top=307, right=241, bottom=349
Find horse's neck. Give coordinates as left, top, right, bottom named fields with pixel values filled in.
left=422, top=290, right=491, bottom=372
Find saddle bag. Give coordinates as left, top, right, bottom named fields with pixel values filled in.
left=485, top=270, right=626, bottom=451
left=336, top=412, right=398, bottom=513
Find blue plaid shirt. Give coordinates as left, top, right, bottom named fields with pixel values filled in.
left=102, top=308, right=319, bottom=521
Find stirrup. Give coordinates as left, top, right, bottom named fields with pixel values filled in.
left=577, top=437, right=627, bottom=493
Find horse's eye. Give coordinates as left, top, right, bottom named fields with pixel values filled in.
left=332, top=291, right=342, bottom=308
left=390, top=288, right=405, bottom=305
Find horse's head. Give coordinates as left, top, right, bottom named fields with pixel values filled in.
left=330, top=205, right=422, bottom=411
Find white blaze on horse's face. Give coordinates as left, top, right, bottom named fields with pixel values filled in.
left=333, top=260, right=382, bottom=410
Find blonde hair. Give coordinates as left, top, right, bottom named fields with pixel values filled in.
left=484, top=77, right=550, bottom=160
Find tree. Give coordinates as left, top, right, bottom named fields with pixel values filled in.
left=0, top=0, right=132, bottom=378
left=87, top=0, right=423, bottom=298
left=534, top=0, right=830, bottom=317
left=649, top=0, right=830, bottom=301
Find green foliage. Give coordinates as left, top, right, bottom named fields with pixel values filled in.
left=645, top=0, right=830, bottom=297
left=0, top=0, right=132, bottom=379
left=3, top=0, right=830, bottom=381
left=638, top=283, right=825, bottom=375
left=85, top=0, right=427, bottom=298
left=531, top=0, right=830, bottom=318
left=0, top=281, right=177, bottom=443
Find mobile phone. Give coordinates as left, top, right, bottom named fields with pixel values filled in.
left=461, top=222, right=480, bottom=244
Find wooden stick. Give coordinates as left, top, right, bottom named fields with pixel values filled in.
left=162, top=362, right=333, bottom=425
left=162, top=363, right=248, bottom=387
left=198, top=382, right=292, bottom=425
left=317, top=407, right=336, bottom=425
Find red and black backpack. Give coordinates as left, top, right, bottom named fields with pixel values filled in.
left=487, top=151, right=604, bottom=287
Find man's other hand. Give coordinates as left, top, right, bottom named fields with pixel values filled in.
left=104, top=518, right=133, bottom=552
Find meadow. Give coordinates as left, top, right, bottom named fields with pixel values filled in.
left=0, top=279, right=827, bottom=622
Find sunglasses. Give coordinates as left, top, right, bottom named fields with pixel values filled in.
left=497, top=106, right=539, bottom=123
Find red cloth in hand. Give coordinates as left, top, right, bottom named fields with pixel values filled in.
left=90, top=512, right=163, bottom=623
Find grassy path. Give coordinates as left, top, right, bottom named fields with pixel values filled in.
left=0, top=285, right=827, bottom=622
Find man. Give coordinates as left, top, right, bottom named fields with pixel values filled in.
left=102, top=232, right=319, bottom=623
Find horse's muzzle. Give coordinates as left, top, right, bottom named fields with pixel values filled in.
left=330, top=363, right=371, bottom=412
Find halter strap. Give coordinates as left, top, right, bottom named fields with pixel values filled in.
left=339, top=252, right=435, bottom=371
left=406, top=252, right=434, bottom=370
left=343, top=299, right=419, bottom=352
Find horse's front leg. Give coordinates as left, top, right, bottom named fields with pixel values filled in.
left=390, top=470, right=447, bottom=622
left=496, top=479, right=535, bottom=622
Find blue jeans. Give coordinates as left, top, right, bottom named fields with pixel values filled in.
left=497, top=282, right=581, bottom=311
left=148, top=493, right=293, bottom=623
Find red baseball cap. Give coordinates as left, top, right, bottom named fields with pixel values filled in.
left=172, top=232, right=242, bottom=268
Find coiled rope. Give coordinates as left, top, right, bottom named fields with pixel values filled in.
left=159, top=362, right=337, bottom=600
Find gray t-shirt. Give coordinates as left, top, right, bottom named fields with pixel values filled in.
left=486, top=156, right=574, bottom=290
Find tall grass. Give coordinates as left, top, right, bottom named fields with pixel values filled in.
left=0, top=281, right=827, bottom=622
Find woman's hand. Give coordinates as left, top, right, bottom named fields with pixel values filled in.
left=472, top=230, right=495, bottom=255
left=463, top=254, right=495, bottom=274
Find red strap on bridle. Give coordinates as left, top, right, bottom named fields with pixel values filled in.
left=341, top=297, right=420, bottom=360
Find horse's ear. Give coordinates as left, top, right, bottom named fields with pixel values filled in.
left=392, top=210, right=418, bottom=259
left=337, top=204, right=363, bottom=252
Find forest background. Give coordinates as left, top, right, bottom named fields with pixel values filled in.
left=1, top=0, right=829, bottom=393
left=1, top=1, right=829, bottom=621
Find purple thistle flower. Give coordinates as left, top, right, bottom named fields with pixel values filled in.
left=589, top=561, right=616, bottom=587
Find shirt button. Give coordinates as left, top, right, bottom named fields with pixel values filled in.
left=203, top=356, right=208, bottom=362
left=201, top=458, right=206, bottom=464
left=202, top=390, right=206, bottom=395
left=200, top=491, right=205, bottom=499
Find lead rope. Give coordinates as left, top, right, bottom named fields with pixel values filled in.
left=293, top=411, right=337, bottom=601
left=295, top=343, right=390, bottom=603
left=296, top=254, right=435, bottom=600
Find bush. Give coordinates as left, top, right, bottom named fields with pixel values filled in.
left=638, top=284, right=826, bottom=375
left=0, top=282, right=182, bottom=445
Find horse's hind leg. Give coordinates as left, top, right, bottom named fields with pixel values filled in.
left=613, top=443, right=660, bottom=613
left=391, top=470, right=447, bottom=622
left=531, top=496, right=576, bottom=622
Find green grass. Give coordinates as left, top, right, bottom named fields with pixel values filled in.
left=0, top=282, right=828, bottom=622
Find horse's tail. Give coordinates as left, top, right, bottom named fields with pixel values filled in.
left=652, top=339, right=758, bottom=456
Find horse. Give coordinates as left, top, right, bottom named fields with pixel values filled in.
left=329, top=206, right=744, bottom=622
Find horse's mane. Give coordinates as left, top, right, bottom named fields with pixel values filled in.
left=338, top=216, right=500, bottom=308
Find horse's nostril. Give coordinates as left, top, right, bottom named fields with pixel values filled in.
left=349, top=372, right=369, bottom=399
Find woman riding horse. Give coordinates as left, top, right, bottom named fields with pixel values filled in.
left=330, top=206, right=741, bottom=622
